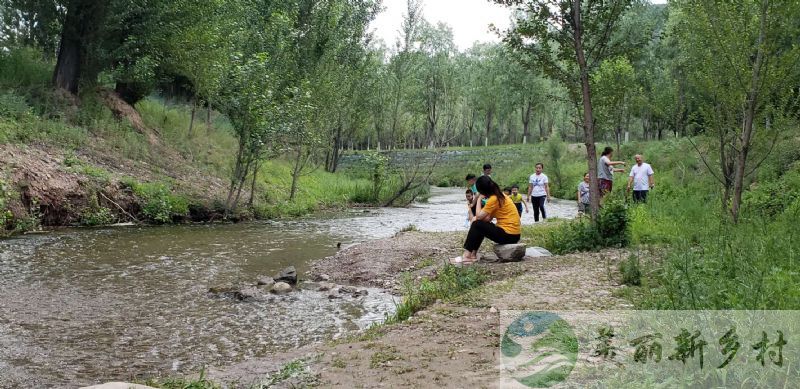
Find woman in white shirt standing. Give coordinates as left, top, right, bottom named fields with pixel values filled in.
left=527, top=162, right=551, bottom=222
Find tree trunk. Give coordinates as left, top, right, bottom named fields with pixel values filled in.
left=247, top=162, right=260, bottom=207
left=573, top=0, right=600, bottom=224
left=188, top=98, right=197, bottom=137
left=328, top=125, right=342, bottom=173
left=289, top=148, right=303, bottom=201
left=522, top=99, right=532, bottom=142
left=731, top=0, right=769, bottom=223
left=52, top=0, right=91, bottom=93
left=485, top=108, right=494, bottom=146
left=206, top=102, right=212, bottom=132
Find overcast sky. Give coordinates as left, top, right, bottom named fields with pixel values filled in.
left=370, top=0, right=668, bottom=51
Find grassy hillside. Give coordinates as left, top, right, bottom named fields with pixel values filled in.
left=0, top=49, right=375, bottom=234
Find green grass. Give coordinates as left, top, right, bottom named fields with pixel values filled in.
left=387, top=263, right=488, bottom=324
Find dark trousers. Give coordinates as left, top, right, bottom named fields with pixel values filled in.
left=463, top=220, right=520, bottom=251
left=530, top=196, right=547, bottom=222
left=514, top=203, right=523, bottom=216
left=633, top=190, right=648, bottom=203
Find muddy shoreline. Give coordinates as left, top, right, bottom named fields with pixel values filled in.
left=208, top=229, right=634, bottom=388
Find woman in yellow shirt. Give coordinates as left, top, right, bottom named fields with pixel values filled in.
left=454, top=176, right=521, bottom=265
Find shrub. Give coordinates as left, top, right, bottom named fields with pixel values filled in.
left=0, top=48, right=52, bottom=89
left=544, top=199, right=629, bottom=254
left=619, top=254, right=641, bottom=286
left=123, top=179, right=189, bottom=223
left=80, top=206, right=115, bottom=226
left=597, top=199, right=629, bottom=247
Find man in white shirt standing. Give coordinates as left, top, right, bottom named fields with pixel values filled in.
left=627, top=154, right=655, bottom=203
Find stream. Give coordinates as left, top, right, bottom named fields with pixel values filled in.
left=0, top=187, right=576, bottom=387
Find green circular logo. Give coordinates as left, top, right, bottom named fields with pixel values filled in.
left=501, top=312, right=578, bottom=388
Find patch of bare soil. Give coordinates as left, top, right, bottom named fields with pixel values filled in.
left=210, top=232, right=634, bottom=388
left=0, top=141, right=228, bottom=227
left=96, top=88, right=159, bottom=145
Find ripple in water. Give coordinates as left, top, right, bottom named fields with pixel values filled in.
left=0, top=187, right=576, bottom=387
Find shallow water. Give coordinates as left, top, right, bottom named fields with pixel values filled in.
left=0, top=187, right=576, bottom=387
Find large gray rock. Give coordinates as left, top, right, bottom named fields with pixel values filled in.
left=270, top=282, right=293, bottom=294
left=275, top=266, right=298, bottom=285
left=525, top=247, right=553, bottom=258
left=493, top=244, right=526, bottom=262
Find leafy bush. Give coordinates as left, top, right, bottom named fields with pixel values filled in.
left=0, top=92, right=32, bottom=119
left=597, top=199, right=629, bottom=247
left=80, top=206, right=115, bottom=226
left=123, top=179, right=189, bottom=223
left=0, top=48, right=52, bottom=89
left=619, top=254, right=641, bottom=286
left=742, top=169, right=800, bottom=219
left=542, top=199, right=629, bottom=254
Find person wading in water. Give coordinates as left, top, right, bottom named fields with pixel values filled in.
left=452, top=176, right=521, bottom=265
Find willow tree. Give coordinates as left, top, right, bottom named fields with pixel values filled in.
left=493, top=0, right=638, bottom=222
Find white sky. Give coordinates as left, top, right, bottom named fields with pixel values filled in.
left=370, top=0, right=512, bottom=51
left=370, top=0, right=668, bottom=51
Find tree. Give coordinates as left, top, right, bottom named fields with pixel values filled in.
left=493, top=0, right=639, bottom=222
left=0, top=0, right=65, bottom=56
left=673, top=0, right=800, bottom=222
left=592, top=56, right=637, bottom=152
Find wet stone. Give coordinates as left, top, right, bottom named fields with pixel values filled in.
left=270, top=282, right=293, bottom=294
left=275, top=266, right=298, bottom=285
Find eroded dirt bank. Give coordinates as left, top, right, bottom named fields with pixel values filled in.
left=209, top=230, right=634, bottom=388
left=0, top=143, right=228, bottom=228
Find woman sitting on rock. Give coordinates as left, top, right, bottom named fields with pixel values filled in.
left=453, top=175, right=521, bottom=265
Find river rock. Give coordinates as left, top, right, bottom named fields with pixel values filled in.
left=339, top=285, right=358, bottom=295
left=80, top=383, right=159, bottom=389
left=235, top=286, right=258, bottom=301
left=354, top=289, right=369, bottom=297
left=257, top=276, right=275, bottom=287
left=275, top=266, right=297, bottom=285
left=493, top=244, right=526, bottom=262
left=525, top=247, right=553, bottom=258
left=318, top=281, right=336, bottom=291
left=270, top=282, right=293, bottom=294
left=315, top=273, right=331, bottom=282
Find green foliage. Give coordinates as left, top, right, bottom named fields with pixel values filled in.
left=0, top=177, right=13, bottom=232
left=619, top=254, right=642, bottom=286
left=122, top=179, right=188, bottom=223
left=400, top=224, right=418, bottom=232
left=80, top=206, right=115, bottom=227
left=0, top=48, right=52, bottom=89
left=389, top=264, right=487, bottom=324
left=597, top=199, right=630, bottom=247
left=527, top=198, right=629, bottom=255
left=143, top=370, right=221, bottom=389
left=261, top=359, right=313, bottom=387
left=364, top=152, right=389, bottom=202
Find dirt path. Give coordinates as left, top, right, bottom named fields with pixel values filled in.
left=209, top=231, right=634, bottom=388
